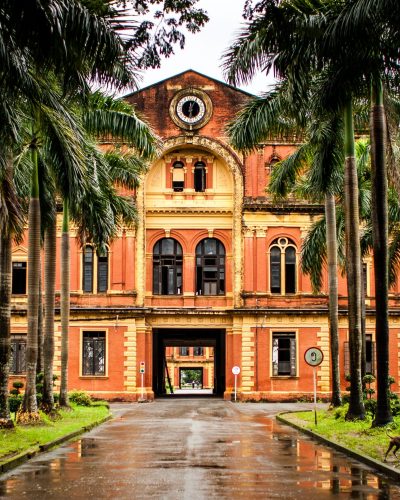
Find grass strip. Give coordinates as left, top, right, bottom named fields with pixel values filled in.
left=278, top=406, right=400, bottom=480
left=0, top=403, right=110, bottom=466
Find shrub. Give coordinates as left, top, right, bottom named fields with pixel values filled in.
left=12, top=381, right=24, bottom=393
left=68, top=390, right=92, bottom=406
left=9, top=395, right=23, bottom=413
left=364, top=398, right=377, bottom=417
left=334, top=405, right=348, bottom=420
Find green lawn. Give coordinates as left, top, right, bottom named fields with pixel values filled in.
left=0, top=403, right=110, bottom=462
left=282, top=406, right=400, bottom=463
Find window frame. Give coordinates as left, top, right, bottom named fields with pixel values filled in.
left=80, top=330, right=108, bottom=377
left=194, top=161, right=206, bottom=192
left=172, top=161, right=185, bottom=192
left=271, top=331, right=297, bottom=377
left=152, top=238, right=183, bottom=295
left=11, top=261, right=27, bottom=295
left=82, top=245, right=109, bottom=294
left=195, top=238, right=226, bottom=296
left=269, top=237, right=297, bottom=295
left=10, top=335, right=27, bottom=374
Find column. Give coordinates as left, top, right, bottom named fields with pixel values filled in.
left=123, top=320, right=137, bottom=396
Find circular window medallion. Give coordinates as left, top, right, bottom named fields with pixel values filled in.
left=170, top=89, right=213, bottom=130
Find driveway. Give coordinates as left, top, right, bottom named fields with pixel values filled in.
left=0, top=399, right=399, bottom=499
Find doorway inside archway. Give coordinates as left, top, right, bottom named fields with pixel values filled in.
left=152, top=329, right=226, bottom=397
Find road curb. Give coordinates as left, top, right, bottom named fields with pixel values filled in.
left=277, top=411, right=400, bottom=482
left=0, top=414, right=112, bottom=474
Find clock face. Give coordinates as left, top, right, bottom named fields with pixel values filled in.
left=176, top=95, right=206, bottom=124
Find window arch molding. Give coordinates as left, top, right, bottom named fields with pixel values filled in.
left=268, top=237, right=297, bottom=295
left=153, top=237, right=183, bottom=295
left=190, top=230, right=231, bottom=255
left=147, top=231, right=188, bottom=254
left=195, top=237, right=226, bottom=296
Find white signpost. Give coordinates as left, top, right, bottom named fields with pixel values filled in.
left=304, top=347, right=324, bottom=426
left=232, top=366, right=240, bottom=402
left=139, top=361, right=145, bottom=400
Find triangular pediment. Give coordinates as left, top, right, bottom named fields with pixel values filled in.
left=12, top=245, right=28, bottom=256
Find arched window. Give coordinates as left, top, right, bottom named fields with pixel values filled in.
left=172, top=161, right=184, bottom=192
left=194, top=161, right=206, bottom=192
left=97, top=248, right=108, bottom=293
left=153, top=238, right=183, bottom=295
left=269, top=238, right=297, bottom=294
left=83, top=245, right=94, bottom=293
left=196, top=238, right=225, bottom=295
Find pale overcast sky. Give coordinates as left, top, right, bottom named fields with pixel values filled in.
left=139, top=0, right=276, bottom=95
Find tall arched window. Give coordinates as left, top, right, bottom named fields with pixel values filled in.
left=172, top=161, right=184, bottom=192
left=269, top=238, right=297, bottom=294
left=196, top=238, right=225, bottom=295
left=153, top=238, right=183, bottom=295
left=194, top=161, right=206, bottom=192
left=83, top=245, right=94, bottom=293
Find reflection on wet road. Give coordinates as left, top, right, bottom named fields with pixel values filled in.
left=0, top=400, right=399, bottom=499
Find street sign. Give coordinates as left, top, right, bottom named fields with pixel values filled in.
left=304, top=347, right=323, bottom=427
left=304, top=347, right=324, bottom=367
left=232, top=366, right=240, bottom=375
left=139, top=361, right=145, bottom=374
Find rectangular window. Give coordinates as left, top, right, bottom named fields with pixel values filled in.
left=344, top=337, right=375, bottom=376
left=365, top=334, right=375, bottom=375
left=10, top=336, right=26, bottom=374
left=193, top=347, right=204, bottom=356
left=272, top=332, right=296, bottom=376
left=97, top=254, right=108, bottom=293
left=12, top=262, right=27, bottom=295
left=82, top=331, right=106, bottom=376
left=179, top=347, right=189, bottom=356
left=362, top=263, right=368, bottom=297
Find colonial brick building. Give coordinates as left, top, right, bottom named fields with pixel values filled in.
left=9, top=70, right=400, bottom=401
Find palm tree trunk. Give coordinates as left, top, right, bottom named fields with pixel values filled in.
left=41, top=215, right=56, bottom=412
left=370, top=79, right=392, bottom=426
left=0, top=233, right=13, bottom=426
left=20, top=145, right=40, bottom=420
left=325, top=193, right=341, bottom=407
left=343, top=100, right=365, bottom=420
left=59, top=199, right=70, bottom=408
left=37, top=262, right=44, bottom=374
left=360, top=255, right=366, bottom=382
left=0, top=153, right=14, bottom=427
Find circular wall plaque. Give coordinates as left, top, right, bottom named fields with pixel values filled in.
left=169, top=88, right=213, bottom=130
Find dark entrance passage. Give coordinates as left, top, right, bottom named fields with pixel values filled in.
left=152, top=329, right=226, bottom=397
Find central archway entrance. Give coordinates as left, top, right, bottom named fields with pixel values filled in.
left=152, top=329, right=226, bottom=397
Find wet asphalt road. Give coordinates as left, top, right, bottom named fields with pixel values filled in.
left=1, top=399, right=400, bottom=499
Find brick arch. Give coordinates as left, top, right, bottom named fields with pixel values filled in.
left=147, top=231, right=187, bottom=254
left=189, top=230, right=232, bottom=255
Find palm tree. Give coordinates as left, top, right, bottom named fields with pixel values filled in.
left=0, top=154, right=24, bottom=427
left=269, top=112, right=345, bottom=409
left=58, top=92, right=159, bottom=408
left=223, top=0, right=374, bottom=419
